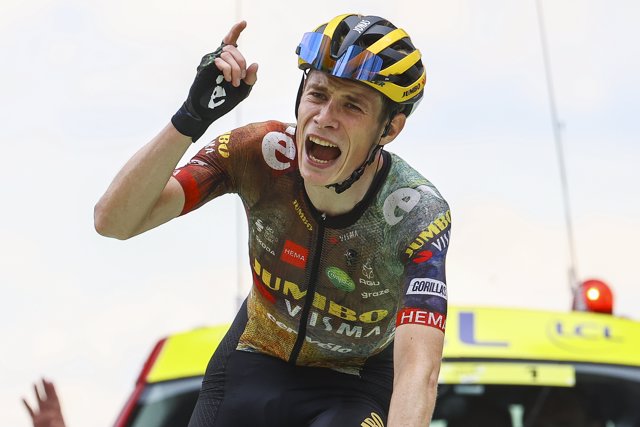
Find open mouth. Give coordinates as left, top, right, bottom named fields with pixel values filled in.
left=306, top=136, right=342, bottom=164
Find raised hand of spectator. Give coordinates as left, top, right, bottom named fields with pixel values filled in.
left=22, top=379, right=66, bottom=427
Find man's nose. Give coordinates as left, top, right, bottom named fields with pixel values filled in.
left=313, top=101, right=339, bottom=128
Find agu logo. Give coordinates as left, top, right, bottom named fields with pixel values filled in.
left=326, top=267, right=356, bottom=292
left=361, top=412, right=384, bottom=427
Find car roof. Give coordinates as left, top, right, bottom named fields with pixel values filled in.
left=145, top=324, right=229, bottom=383
left=444, top=306, right=640, bottom=365
left=144, top=307, right=640, bottom=384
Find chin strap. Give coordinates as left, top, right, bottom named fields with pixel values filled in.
left=324, top=115, right=393, bottom=194
left=295, top=70, right=308, bottom=119
left=325, top=144, right=384, bottom=194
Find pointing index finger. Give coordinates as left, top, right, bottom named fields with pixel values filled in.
left=222, top=21, right=247, bottom=46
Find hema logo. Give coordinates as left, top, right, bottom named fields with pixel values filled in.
left=280, top=240, right=308, bottom=269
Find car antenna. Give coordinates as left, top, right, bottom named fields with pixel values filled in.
left=535, top=0, right=579, bottom=293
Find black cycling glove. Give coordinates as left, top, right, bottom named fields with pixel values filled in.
left=171, top=43, right=253, bottom=142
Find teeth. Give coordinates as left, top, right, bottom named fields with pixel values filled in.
left=309, top=136, right=338, bottom=148
left=309, top=154, right=330, bottom=164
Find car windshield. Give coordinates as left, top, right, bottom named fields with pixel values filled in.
left=432, top=363, right=640, bottom=427
left=122, top=363, right=640, bottom=427
left=125, top=377, right=201, bottom=427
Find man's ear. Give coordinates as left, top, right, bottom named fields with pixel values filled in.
left=380, top=113, right=407, bottom=145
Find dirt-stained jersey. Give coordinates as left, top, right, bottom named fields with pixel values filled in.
left=173, top=121, right=450, bottom=373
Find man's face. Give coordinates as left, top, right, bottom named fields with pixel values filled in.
left=295, top=71, right=387, bottom=188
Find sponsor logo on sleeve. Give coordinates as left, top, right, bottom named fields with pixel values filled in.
left=261, top=128, right=296, bottom=171
left=406, top=278, right=447, bottom=299
left=430, top=229, right=451, bottom=252
left=412, top=250, right=433, bottom=264
left=405, top=210, right=451, bottom=259
left=326, top=267, right=356, bottom=292
left=188, top=159, right=209, bottom=167
left=204, top=131, right=232, bottom=158
left=216, top=132, right=231, bottom=158
left=280, top=240, right=309, bottom=269
left=396, top=308, right=446, bottom=332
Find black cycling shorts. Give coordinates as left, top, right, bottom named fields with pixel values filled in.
left=188, top=301, right=393, bottom=427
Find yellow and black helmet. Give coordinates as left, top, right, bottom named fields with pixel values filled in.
left=296, top=13, right=426, bottom=117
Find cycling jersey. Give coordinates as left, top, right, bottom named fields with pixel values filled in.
left=173, top=120, right=450, bottom=374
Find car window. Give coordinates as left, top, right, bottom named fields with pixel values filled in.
left=433, top=363, right=640, bottom=427
left=125, top=377, right=201, bottom=427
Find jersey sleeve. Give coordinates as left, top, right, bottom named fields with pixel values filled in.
left=172, top=121, right=286, bottom=215
left=395, top=191, right=451, bottom=333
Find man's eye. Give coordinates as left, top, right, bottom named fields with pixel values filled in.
left=346, top=103, right=363, bottom=112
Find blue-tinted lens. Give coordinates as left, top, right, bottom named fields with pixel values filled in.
left=332, top=45, right=383, bottom=81
left=297, top=32, right=333, bottom=71
left=297, top=33, right=384, bottom=82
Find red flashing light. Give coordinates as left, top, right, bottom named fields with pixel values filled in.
left=573, top=279, right=614, bottom=314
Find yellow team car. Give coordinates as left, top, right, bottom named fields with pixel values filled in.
left=113, top=301, right=640, bottom=426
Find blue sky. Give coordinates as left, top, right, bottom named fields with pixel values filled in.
left=2, top=0, right=639, bottom=425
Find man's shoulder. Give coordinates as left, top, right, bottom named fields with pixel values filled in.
left=384, top=152, right=448, bottom=202
left=235, top=120, right=296, bottom=140
left=376, top=151, right=450, bottom=230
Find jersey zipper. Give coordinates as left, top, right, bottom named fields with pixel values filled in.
left=288, top=212, right=326, bottom=364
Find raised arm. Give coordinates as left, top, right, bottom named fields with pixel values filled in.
left=94, top=21, right=258, bottom=239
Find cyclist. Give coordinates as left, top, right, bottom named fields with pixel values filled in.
left=95, top=13, right=450, bottom=427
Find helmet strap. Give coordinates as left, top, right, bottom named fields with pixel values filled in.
left=294, top=70, right=309, bottom=119
left=324, top=111, right=393, bottom=194
left=381, top=119, right=392, bottom=137
left=325, top=143, right=384, bottom=194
